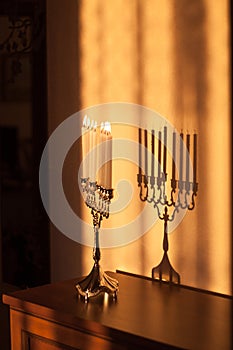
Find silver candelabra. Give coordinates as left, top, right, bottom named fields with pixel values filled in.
left=76, top=178, right=119, bottom=302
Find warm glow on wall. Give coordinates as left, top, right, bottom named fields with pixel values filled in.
left=79, top=0, right=139, bottom=106
left=46, top=0, right=231, bottom=295
left=77, top=0, right=231, bottom=295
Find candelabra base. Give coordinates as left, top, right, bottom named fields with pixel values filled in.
left=152, top=251, right=180, bottom=284
left=76, top=264, right=119, bottom=302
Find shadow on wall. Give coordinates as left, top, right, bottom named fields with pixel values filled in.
left=172, top=0, right=209, bottom=286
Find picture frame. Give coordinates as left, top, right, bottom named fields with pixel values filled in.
left=0, top=53, right=32, bottom=102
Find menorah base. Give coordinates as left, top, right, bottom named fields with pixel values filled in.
left=152, top=251, right=180, bottom=284
left=76, top=264, right=119, bottom=302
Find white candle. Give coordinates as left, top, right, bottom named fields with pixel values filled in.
left=105, top=121, right=112, bottom=189
left=103, top=122, right=108, bottom=188
left=81, top=115, right=89, bottom=178
left=98, top=122, right=105, bottom=186
left=89, top=119, right=95, bottom=182
left=93, top=121, right=97, bottom=182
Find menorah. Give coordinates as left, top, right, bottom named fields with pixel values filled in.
left=75, top=178, right=118, bottom=302
left=76, top=116, right=119, bottom=302
left=137, top=127, right=198, bottom=284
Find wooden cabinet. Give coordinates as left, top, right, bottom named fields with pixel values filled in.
left=0, top=283, right=20, bottom=350
left=9, top=307, right=126, bottom=350
left=2, top=271, right=232, bottom=350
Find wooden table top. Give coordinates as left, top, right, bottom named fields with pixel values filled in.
left=2, top=271, right=232, bottom=350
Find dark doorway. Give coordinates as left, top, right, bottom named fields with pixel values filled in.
left=0, top=0, right=50, bottom=288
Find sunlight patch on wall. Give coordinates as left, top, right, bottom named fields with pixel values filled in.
left=77, top=0, right=231, bottom=294
left=79, top=0, right=139, bottom=107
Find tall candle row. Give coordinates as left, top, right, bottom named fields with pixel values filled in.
left=138, top=127, right=197, bottom=188
left=81, top=115, right=112, bottom=189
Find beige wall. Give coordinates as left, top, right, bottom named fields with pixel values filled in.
left=47, top=0, right=231, bottom=294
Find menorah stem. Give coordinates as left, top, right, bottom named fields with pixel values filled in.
left=93, top=226, right=101, bottom=264
left=92, top=210, right=101, bottom=264
left=76, top=196, right=118, bottom=302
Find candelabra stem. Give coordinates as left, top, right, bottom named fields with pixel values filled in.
left=93, top=227, right=101, bottom=263
left=76, top=211, right=119, bottom=302
left=92, top=210, right=101, bottom=263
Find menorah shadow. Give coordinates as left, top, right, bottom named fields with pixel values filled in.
left=137, top=127, right=198, bottom=284
left=138, top=173, right=198, bottom=284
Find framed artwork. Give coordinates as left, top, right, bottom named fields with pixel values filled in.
left=0, top=53, right=32, bottom=102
